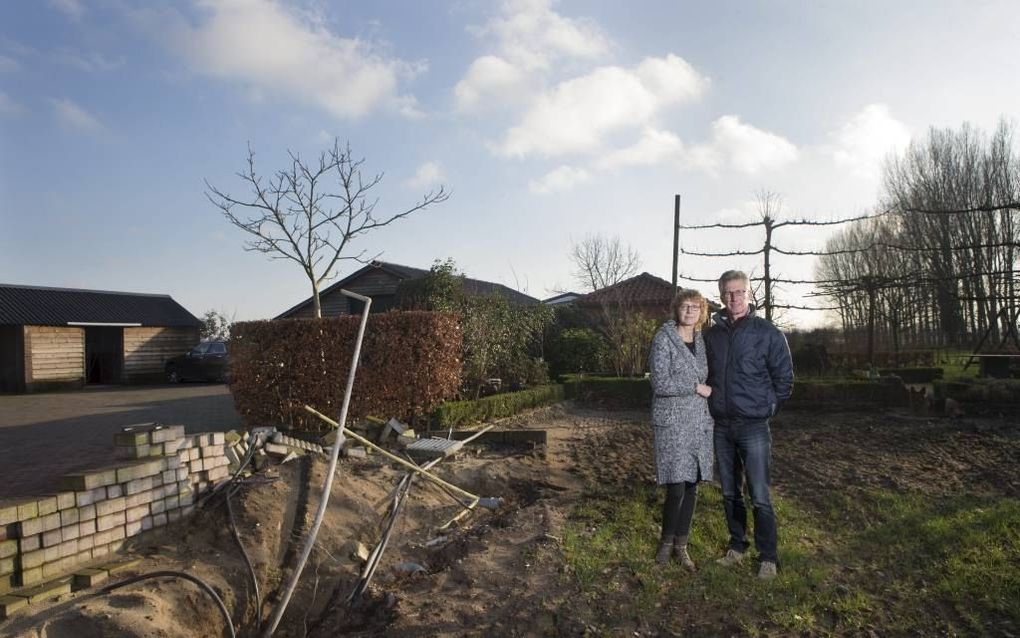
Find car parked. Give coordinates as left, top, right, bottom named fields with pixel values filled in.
left=165, top=340, right=229, bottom=383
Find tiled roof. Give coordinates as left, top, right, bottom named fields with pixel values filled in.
left=0, top=284, right=201, bottom=327
left=276, top=260, right=540, bottom=318
left=576, top=273, right=722, bottom=310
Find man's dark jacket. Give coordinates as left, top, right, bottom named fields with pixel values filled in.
left=704, top=305, right=794, bottom=422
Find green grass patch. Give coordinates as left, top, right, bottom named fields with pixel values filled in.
left=563, top=482, right=1020, bottom=635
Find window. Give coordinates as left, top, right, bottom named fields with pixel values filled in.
left=207, top=342, right=227, bottom=355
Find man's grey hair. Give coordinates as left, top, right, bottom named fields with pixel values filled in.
left=718, top=270, right=750, bottom=295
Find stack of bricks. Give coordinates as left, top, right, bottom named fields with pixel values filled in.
left=0, top=424, right=230, bottom=599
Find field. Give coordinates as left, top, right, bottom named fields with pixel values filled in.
left=4, top=403, right=1018, bottom=636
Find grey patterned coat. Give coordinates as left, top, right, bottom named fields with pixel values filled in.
left=648, top=321, right=714, bottom=485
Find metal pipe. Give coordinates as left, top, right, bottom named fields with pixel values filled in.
left=261, top=289, right=371, bottom=637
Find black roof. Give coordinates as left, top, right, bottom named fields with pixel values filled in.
left=0, top=284, right=202, bottom=327
left=275, top=260, right=540, bottom=318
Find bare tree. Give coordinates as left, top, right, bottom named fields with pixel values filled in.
left=206, top=139, right=449, bottom=317
left=570, top=233, right=642, bottom=292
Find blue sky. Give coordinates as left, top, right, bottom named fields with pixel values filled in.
left=1, top=0, right=1018, bottom=326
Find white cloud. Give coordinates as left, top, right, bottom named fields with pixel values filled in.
left=0, top=91, right=23, bottom=116
left=832, top=103, right=911, bottom=179
left=50, top=0, right=84, bottom=20
left=597, top=127, right=685, bottom=169
left=454, top=55, right=527, bottom=112
left=0, top=55, right=19, bottom=72
left=475, top=0, right=611, bottom=72
left=528, top=165, right=590, bottom=194
left=169, top=0, right=422, bottom=119
left=50, top=97, right=103, bottom=132
left=497, top=54, right=708, bottom=157
left=406, top=161, right=444, bottom=188
left=690, top=115, right=798, bottom=174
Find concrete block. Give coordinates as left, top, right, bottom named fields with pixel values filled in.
left=36, top=496, right=59, bottom=517
left=163, top=454, right=182, bottom=470
left=0, top=503, right=20, bottom=527
left=58, top=539, right=78, bottom=559
left=164, top=495, right=180, bottom=510
left=125, top=520, right=142, bottom=537
left=96, top=512, right=125, bottom=533
left=211, top=432, right=225, bottom=445
left=43, top=544, right=62, bottom=563
left=116, top=445, right=150, bottom=460
left=55, top=492, right=76, bottom=511
left=125, top=489, right=154, bottom=509
left=60, top=508, right=79, bottom=527
left=42, top=528, right=62, bottom=548
left=153, top=513, right=167, bottom=527
left=125, top=505, right=148, bottom=523
left=106, top=484, right=124, bottom=500
left=176, top=467, right=189, bottom=481
left=141, top=516, right=153, bottom=531
left=72, top=567, right=108, bottom=590
left=77, top=534, right=94, bottom=551
left=78, top=503, right=97, bottom=521
left=0, top=594, right=28, bottom=619
left=43, top=558, right=78, bottom=580
left=148, top=443, right=165, bottom=457
left=17, top=566, right=43, bottom=587
left=206, top=466, right=229, bottom=482
left=114, top=430, right=151, bottom=447
left=265, top=442, right=289, bottom=456
left=18, top=517, right=42, bottom=538
left=179, top=492, right=194, bottom=507
left=124, top=476, right=155, bottom=496
left=61, top=467, right=117, bottom=492
left=161, top=469, right=176, bottom=483
left=0, top=557, right=13, bottom=575
left=79, top=519, right=97, bottom=537
left=109, top=526, right=125, bottom=542
left=60, top=524, right=80, bottom=542
left=16, top=500, right=38, bottom=522
left=75, top=487, right=106, bottom=508
left=92, top=543, right=109, bottom=558
left=0, top=539, right=16, bottom=559
left=20, top=548, right=45, bottom=569
left=19, top=534, right=40, bottom=553
left=41, top=512, right=62, bottom=533
left=95, top=497, right=126, bottom=518
left=151, top=499, right=166, bottom=515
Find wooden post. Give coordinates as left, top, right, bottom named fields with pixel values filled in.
left=672, top=194, right=681, bottom=294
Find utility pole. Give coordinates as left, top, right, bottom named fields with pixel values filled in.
left=671, top=194, right=681, bottom=294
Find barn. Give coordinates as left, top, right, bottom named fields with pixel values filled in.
left=0, top=284, right=202, bottom=393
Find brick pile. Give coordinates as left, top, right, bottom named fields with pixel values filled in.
left=0, top=424, right=230, bottom=599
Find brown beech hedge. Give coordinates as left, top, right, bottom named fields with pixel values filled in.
left=228, top=312, right=462, bottom=432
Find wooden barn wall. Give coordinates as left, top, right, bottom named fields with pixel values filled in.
left=25, top=325, right=84, bottom=388
left=123, top=327, right=200, bottom=381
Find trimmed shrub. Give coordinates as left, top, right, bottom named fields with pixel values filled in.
left=877, top=367, right=944, bottom=383
left=229, top=312, right=461, bottom=432
left=564, top=376, right=652, bottom=409
left=546, top=327, right=609, bottom=378
left=433, top=384, right=565, bottom=428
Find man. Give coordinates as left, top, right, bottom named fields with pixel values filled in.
left=704, top=270, right=793, bottom=580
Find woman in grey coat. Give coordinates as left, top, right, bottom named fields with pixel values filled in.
left=648, top=290, right=714, bottom=569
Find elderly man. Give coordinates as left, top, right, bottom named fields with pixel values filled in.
left=704, top=270, right=793, bottom=580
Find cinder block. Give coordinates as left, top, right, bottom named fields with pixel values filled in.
left=79, top=519, right=96, bottom=537
left=18, top=535, right=40, bottom=553
left=20, top=548, right=45, bottom=569
left=125, top=505, right=148, bottom=523
left=163, top=454, right=182, bottom=470
left=56, top=492, right=76, bottom=511
left=36, top=496, right=59, bottom=517
left=0, top=539, right=16, bottom=559
left=92, top=543, right=109, bottom=558
left=116, top=444, right=151, bottom=459
left=77, top=534, right=94, bottom=551
left=125, top=489, right=153, bottom=509
left=0, top=503, right=20, bottom=527
left=114, top=430, right=151, bottom=447
left=152, top=425, right=185, bottom=444
left=96, top=512, right=125, bottom=533
left=152, top=498, right=167, bottom=515
left=18, top=517, right=43, bottom=538
left=41, top=512, right=62, bottom=533
left=148, top=443, right=165, bottom=457
left=75, top=487, right=106, bottom=508
left=162, top=437, right=185, bottom=454
left=60, top=508, right=79, bottom=527
left=179, top=492, right=194, bottom=507
left=95, top=497, right=126, bottom=518
left=176, top=467, right=189, bottom=481
left=109, top=526, right=125, bottom=542
left=124, top=476, right=155, bottom=496
left=125, top=520, right=142, bottom=536
left=15, top=500, right=38, bottom=522
left=17, top=565, right=43, bottom=587
left=61, top=468, right=117, bottom=492
left=58, top=539, right=79, bottom=559
left=206, top=466, right=229, bottom=482
left=153, top=513, right=168, bottom=527
left=161, top=469, right=176, bottom=483
left=0, top=594, right=28, bottom=619
left=164, top=495, right=180, bottom=510
left=78, top=504, right=96, bottom=521
left=42, top=529, right=62, bottom=548
left=106, top=484, right=124, bottom=499
left=61, top=524, right=80, bottom=542
left=42, top=559, right=76, bottom=579
left=72, top=568, right=109, bottom=590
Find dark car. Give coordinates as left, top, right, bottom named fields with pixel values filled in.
left=165, top=340, right=229, bottom=383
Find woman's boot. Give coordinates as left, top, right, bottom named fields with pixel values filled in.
left=673, top=536, right=696, bottom=571
left=655, top=535, right=675, bottom=564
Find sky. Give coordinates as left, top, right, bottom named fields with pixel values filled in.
left=1, top=0, right=1019, bottom=327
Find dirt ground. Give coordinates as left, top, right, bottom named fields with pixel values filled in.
left=4, top=403, right=1019, bottom=636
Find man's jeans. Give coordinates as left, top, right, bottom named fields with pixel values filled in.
left=714, top=419, right=778, bottom=562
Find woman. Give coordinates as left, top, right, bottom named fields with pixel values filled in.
left=648, top=290, right=714, bottom=569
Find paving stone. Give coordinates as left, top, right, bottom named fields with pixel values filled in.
left=102, top=556, right=143, bottom=575
left=151, top=499, right=166, bottom=515
left=40, top=512, right=61, bottom=533
left=206, top=466, right=229, bottom=482
left=72, top=568, right=109, bottom=590
left=0, top=574, right=14, bottom=596
left=161, top=470, right=176, bottom=483
left=109, top=526, right=125, bottom=542
left=181, top=505, right=195, bottom=517
left=148, top=443, right=165, bottom=457
left=116, top=444, right=151, bottom=459
left=176, top=467, right=189, bottom=481
left=43, top=544, right=62, bottom=562
left=0, top=594, right=28, bottom=619
left=163, top=455, right=182, bottom=470
left=125, top=489, right=154, bottom=509
left=36, top=496, right=59, bottom=517
left=140, top=516, right=153, bottom=531
left=152, top=426, right=186, bottom=444
left=167, top=508, right=182, bottom=523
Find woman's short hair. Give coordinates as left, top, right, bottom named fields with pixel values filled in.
left=671, top=289, right=708, bottom=329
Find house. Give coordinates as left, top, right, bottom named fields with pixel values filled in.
left=574, top=272, right=721, bottom=318
left=542, top=292, right=582, bottom=306
left=275, top=260, right=540, bottom=319
left=0, top=284, right=201, bottom=393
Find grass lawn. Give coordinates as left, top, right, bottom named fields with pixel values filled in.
left=562, top=481, right=1020, bottom=636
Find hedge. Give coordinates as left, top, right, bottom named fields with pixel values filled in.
left=229, top=312, right=461, bottom=432
left=877, top=367, right=944, bottom=383
left=433, top=384, right=565, bottom=428
left=933, top=379, right=1020, bottom=404
left=563, top=376, right=652, bottom=409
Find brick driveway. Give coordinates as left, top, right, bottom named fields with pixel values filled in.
left=0, top=384, right=241, bottom=498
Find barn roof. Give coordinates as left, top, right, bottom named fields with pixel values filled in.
left=0, top=284, right=202, bottom=327
left=576, top=273, right=722, bottom=310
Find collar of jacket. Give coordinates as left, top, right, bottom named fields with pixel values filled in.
left=712, top=304, right=758, bottom=330
left=658, top=320, right=697, bottom=354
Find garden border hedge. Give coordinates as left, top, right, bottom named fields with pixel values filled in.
left=432, top=384, right=565, bottom=428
